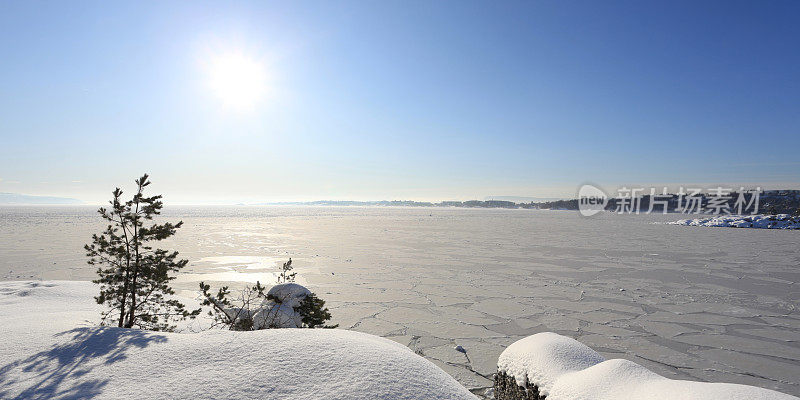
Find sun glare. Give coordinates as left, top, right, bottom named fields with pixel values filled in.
left=206, top=53, right=266, bottom=109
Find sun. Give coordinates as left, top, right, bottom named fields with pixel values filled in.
left=206, top=53, right=266, bottom=109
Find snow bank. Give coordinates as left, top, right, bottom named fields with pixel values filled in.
left=496, top=332, right=604, bottom=396
left=551, top=359, right=798, bottom=400
left=668, top=214, right=800, bottom=229
left=497, top=332, right=798, bottom=400
left=0, top=281, right=476, bottom=400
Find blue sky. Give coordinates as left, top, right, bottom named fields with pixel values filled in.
left=1, top=1, right=798, bottom=203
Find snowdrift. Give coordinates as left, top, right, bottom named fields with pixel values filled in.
left=496, top=332, right=798, bottom=400
left=0, top=281, right=476, bottom=400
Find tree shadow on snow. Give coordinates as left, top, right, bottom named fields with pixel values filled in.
left=0, top=327, right=167, bottom=399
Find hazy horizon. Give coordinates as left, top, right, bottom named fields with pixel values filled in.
left=3, top=183, right=800, bottom=206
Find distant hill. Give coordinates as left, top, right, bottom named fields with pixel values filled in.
left=256, top=199, right=540, bottom=209
left=249, top=190, right=800, bottom=214
left=484, top=196, right=566, bottom=203
left=0, top=193, right=83, bottom=205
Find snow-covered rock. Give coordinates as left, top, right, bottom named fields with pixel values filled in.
left=496, top=332, right=798, bottom=400
left=497, top=332, right=605, bottom=396
left=668, top=214, right=800, bottom=229
left=267, top=282, right=312, bottom=300
left=257, top=282, right=314, bottom=328
left=220, top=282, right=316, bottom=329
left=0, top=280, right=477, bottom=400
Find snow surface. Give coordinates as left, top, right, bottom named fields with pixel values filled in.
left=0, top=280, right=477, bottom=400
left=498, top=332, right=798, bottom=400
left=668, top=214, right=800, bottom=229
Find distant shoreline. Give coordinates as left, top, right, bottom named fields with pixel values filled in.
left=2, top=190, right=798, bottom=215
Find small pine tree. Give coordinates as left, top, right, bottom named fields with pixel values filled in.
left=766, top=204, right=779, bottom=215
left=296, top=293, right=335, bottom=328
left=277, top=258, right=296, bottom=283
left=85, top=174, right=199, bottom=331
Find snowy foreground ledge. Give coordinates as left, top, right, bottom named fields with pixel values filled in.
left=495, top=332, right=798, bottom=400
left=0, top=281, right=475, bottom=400
left=667, top=214, right=800, bottom=229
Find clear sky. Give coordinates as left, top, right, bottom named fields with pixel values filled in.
left=1, top=1, right=798, bottom=204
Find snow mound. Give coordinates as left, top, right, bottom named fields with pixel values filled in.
left=498, top=333, right=798, bottom=400
left=0, top=281, right=477, bottom=400
left=220, top=282, right=315, bottom=328
left=551, top=359, right=798, bottom=400
left=497, top=332, right=605, bottom=396
left=668, top=214, right=800, bottom=229
left=267, top=282, right=312, bottom=300
left=259, top=282, right=313, bottom=328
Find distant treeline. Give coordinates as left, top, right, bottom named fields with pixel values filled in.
left=534, top=190, right=800, bottom=215
left=269, top=200, right=525, bottom=208
left=267, top=190, right=800, bottom=215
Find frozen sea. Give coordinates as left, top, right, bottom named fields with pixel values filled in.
left=1, top=206, right=798, bottom=395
